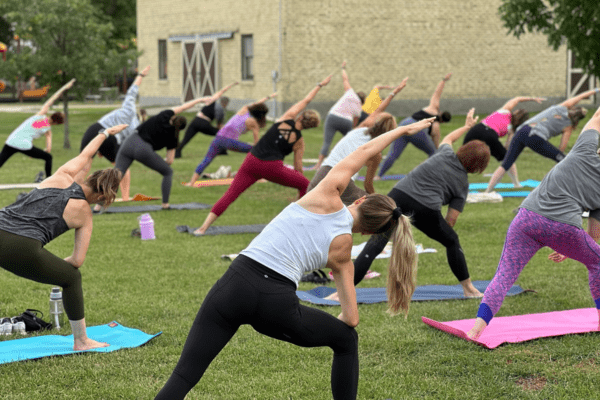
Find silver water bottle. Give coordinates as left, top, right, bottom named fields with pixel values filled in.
left=49, top=287, right=65, bottom=330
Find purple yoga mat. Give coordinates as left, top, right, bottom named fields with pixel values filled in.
left=423, top=308, right=599, bottom=349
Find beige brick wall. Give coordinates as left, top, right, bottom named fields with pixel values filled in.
left=137, top=0, right=568, bottom=113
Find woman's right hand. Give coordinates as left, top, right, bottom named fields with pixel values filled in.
left=405, top=117, right=436, bottom=134
left=105, top=124, right=129, bottom=135
left=464, top=108, right=479, bottom=129
left=320, top=74, right=333, bottom=87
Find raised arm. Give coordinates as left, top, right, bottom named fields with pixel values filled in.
left=279, top=74, right=332, bottom=121
left=561, top=88, right=599, bottom=109
left=558, top=126, right=574, bottom=152
left=341, top=61, right=352, bottom=91
left=440, top=108, right=478, bottom=146
left=423, top=73, right=451, bottom=115
left=359, top=78, right=408, bottom=128
left=323, top=118, right=435, bottom=195
left=248, top=92, right=277, bottom=108
left=500, top=96, right=544, bottom=112
left=172, top=96, right=213, bottom=115
left=363, top=153, right=382, bottom=194
left=206, top=81, right=239, bottom=105
left=38, top=78, right=76, bottom=115
left=57, top=124, right=128, bottom=178
left=582, top=103, right=600, bottom=132
left=132, top=65, right=151, bottom=87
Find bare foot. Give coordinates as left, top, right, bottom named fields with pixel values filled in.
left=463, top=288, right=483, bottom=298
left=373, top=175, right=381, bottom=181
left=325, top=292, right=339, bottom=301
left=514, top=183, right=523, bottom=189
left=74, top=338, right=109, bottom=351
left=93, top=204, right=102, bottom=212
left=193, top=228, right=206, bottom=236
left=183, top=182, right=193, bottom=187
left=466, top=318, right=488, bottom=340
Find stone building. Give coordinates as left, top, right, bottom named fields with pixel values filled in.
left=136, top=0, right=596, bottom=116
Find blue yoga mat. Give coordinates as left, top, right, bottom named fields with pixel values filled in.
left=356, top=174, right=405, bottom=181
left=468, top=179, right=540, bottom=190
left=469, top=190, right=531, bottom=198
left=296, top=280, right=528, bottom=305
left=0, top=321, right=161, bottom=365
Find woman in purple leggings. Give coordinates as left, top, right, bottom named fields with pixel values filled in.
left=468, top=104, right=600, bottom=339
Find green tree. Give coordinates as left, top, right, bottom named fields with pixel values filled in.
left=1, top=0, right=116, bottom=149
left=499, top=0, right=600, bottom=78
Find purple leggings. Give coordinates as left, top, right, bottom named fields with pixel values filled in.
left=194, top=136, right=252, bottom=175
left=479, top=208, right=600, bottom=322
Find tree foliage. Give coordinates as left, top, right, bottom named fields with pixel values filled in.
left=499, top=0, right=600, bottom=78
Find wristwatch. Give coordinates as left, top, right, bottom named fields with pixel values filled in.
left=99, top=129, right=109, bottom=138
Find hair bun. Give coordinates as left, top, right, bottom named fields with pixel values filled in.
left=392, top=207, right=402, bottom=220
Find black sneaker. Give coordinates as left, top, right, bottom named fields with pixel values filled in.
left=34, top=171, right=45, bottom=183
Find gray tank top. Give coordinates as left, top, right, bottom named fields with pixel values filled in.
left=0, top=182, right=87, bottom=245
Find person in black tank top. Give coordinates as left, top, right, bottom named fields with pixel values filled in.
left=175, top=81, right=238, bottom=158
left=191, top=74, right=334, bottom=236
left=0, top=124, right=126, bottom=351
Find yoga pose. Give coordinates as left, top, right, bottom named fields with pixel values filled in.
left=175, top=81, right=239, bottom=158
left=307, top=79, right=408, bottom=205
left=463, top=96, right=543, bottom=187
left=468, top=105, right=600, bottom=340
left=114, top=96, right=211, bottom=209
left=0, top=124, right=126, bottom=350
left=184, top=93, right=276, bottom=185
left=378, top=73, right=453, bottom=178
left=154, top=116, right=433, bottom=400
left=0, top=79, right=75, bottom=179
left=315, top=61, right=365, bottom=170
left=192, top=74, right=332, bottom=235
left=79, top=66, right=151, bottom=201
left=484, top=89, right=597, bottom=192
left=358, top=84, right=394, bottom=124
left=354, top=109, right=490, bottom=297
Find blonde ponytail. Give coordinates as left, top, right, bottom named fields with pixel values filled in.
left=386, top=214, right=418, bottom=317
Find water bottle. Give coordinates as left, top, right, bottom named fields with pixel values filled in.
left=49, top=287, right=65, bottom=330
left=138, top=213, right=155, bottom=240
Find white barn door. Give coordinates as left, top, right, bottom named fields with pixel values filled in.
left=182, top=39, right=219, bottom=101
left=567, top=50, right=596, bottom=101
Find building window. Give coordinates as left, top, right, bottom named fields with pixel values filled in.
left=241, top=35, right=253, bottom=80
left=158, top=39, right=167, bottom=80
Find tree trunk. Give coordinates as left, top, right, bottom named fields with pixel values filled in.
left=62, top=90, right=70, bottom=149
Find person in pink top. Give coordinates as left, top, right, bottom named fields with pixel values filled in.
left=463, top=96, right=544, bottom=187
left=315, top=61, right=365, bottom=169
left=185, top=93, right=276, bottom=185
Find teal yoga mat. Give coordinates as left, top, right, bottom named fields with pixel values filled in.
left=468, top=179, right=540, bottom=190
left=0, top=321, right=161, bottom=365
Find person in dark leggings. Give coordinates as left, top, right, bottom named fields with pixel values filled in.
left=354, top=109, right=490, bottom=297
left=485, top=88, right=598, bottom=193
left=0, top=124, right=126, bottom=350
left=378, top=73, right=453, bottom=178
left=0, top=79, right=75, bottom=178
left=154, top=114, right=433, bottom=400
left=175, top=81, right=238, bottom=158
left=114, top=96, right=211, bottom=209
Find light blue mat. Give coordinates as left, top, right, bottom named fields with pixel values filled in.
left=469, top=190, right=532, bottom=198
left=0, top=321, right=161, bottom=365
left=468, top=179, right=540, bottom=190
left=297, top=280, right=528, bottom=305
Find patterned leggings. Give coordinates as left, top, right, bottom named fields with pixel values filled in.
left=480, top=208, right=600, bottom=322
left=211, top=153, right=309, bottom=216
left=378, top=117, right=436, bottom=177
left=194, top=136, right=252, bottom=175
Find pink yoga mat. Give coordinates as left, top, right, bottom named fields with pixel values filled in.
left=423, top=308, right=599, bottom=349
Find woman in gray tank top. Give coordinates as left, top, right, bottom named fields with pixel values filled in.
left=0, top=124, right=126, bottom=351
left=485, top=88, right=598, bottom=192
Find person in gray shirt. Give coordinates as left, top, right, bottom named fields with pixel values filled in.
left=468, top=105, right=600, bottom=340
left=485, top=88, right=599, bottom=192
left=354, top=109, right=491, bottom=297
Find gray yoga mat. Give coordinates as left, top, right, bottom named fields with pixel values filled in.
left=100, top=202, right=211, bottom=214
left=177, top=224, right=267, bottom=236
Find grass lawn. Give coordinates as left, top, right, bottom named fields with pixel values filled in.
left=0, top=106, right=599, bottom=399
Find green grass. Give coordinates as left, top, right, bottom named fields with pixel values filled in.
left=1, top=108, right=600, bottom=399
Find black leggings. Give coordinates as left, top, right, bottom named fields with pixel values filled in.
left=155, top=255, right=359, bottom=400
left=0, top=144, right=52, bottom=177
left=176, top=117, right=219, bottom=157
left=0, top=229, right=84, bottom=320
left=115, top=134, right=173, bottom=203
left=354, top=188, right=469, bottom=285
left=463, top=123, right=506, bottom=162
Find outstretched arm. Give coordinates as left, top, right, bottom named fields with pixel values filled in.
left=359, top=78, right=408, bottom=128
left=582, top=103, right=600, bottom=132
left=132, top=65, right=151, bottom=87
left=341, top=61, right=351, bottom=91
left=327, top=235, right=359, bottom=327
left=323, top=118, right=435, bottom=195
left=500, top=96, right=544, bottom=112
left=57, top=124, right=128, bottom=178
left=440, top=108, right=478, bottom=146
left=205, top=81, right=239, bottom=105
left=172, top=96, right=213, bottom=115
left=561, top=88, right=599, bottom=109
left=38, top=78, right=76, bottom=116
left=248, top=92, right=277, bottom=108
left=424, top=73, right=451, bottom=115
left=279, top=74, right=332, bottom=121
